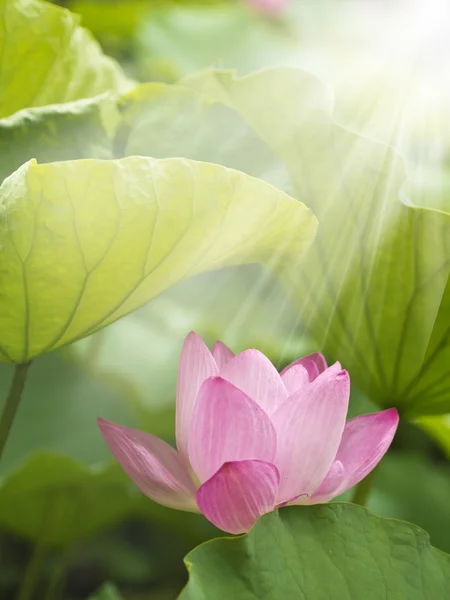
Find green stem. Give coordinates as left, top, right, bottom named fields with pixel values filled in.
left=0, top=362, right=31, bottom=463
left=15, top=536, right=48, bottom=600
left=44, top=545, right=71, bottom=600
left=351, top=468, right=377, bottom=507
left=15, top=490, right=61, bottom=600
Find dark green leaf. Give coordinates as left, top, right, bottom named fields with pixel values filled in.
left=180, top=504, right=450, bottom=600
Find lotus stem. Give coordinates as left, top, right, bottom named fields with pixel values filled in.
left=15, top=534, right=48, bottom=600
left=0, top=362, right=32, bottom=463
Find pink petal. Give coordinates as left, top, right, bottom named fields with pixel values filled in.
left=212, top=340, right=235, bottom=369
left=299, top=360, right=320, bottom=381
left=325, top=408, right=399, bottom=500
left=314, top=360, right=342, bottom=381
left=188, top=377, right=277, bottom=483
left=220, top=349, right=287, bottom=415
left=176, top=332, right=218, bottom=464
left=196, top=460, right=280, bottom=534
left=281, top=364, right=309, bottom=396
left=271, top=369, right=350, bottom=504
left=98, top=418, right=197, bottom=511
left=308, top=353, right=329, bottom=375
left=306, top=460, right=345, bottom=504
left=281, top=352, right=328, bottom=383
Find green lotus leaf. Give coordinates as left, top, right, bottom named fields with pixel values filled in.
left=66, top=0, right=148, bottom=42
left=0, top=0, right=130, bottom=184
left=0, top=97, right=117, bottom=185
left=0, top=156, right=316, bottom=363
left=0, top=0, right=132, bottom=119
left=183, top=68, right=450, bottom=417
left=180, top=504, right=450, bottom=600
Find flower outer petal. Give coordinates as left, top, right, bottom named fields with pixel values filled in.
left=98, top=418, right=197, bottom=511
left=196, top=460, right=280, bottom=534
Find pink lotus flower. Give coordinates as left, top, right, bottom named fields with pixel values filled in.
left=98, top=332, right=399, bottom=535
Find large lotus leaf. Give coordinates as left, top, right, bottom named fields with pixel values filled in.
left=0, top=97, right=117, bottom=185
left=0, top=0, right=132, bottom=119
left=183, top=68, right=450, bottom=416
left=116, top=82, right=290, bottom=190
left=179, top=504, right=450, bottom=600
left=0, top=156, right=316, bottom=363
left=0, top=0, right=128, bottom=184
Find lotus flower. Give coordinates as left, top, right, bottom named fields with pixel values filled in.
left=98, top=332, right=399, bottom=534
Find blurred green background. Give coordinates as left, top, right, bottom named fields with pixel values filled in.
left=1, top=0, right=450, bottom=598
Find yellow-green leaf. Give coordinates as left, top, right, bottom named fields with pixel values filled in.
left=0, top=97, right=116, bottom=184
left=0, top=156, right=316, bottom=363
left=0, top=0, right=132, bottom=119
